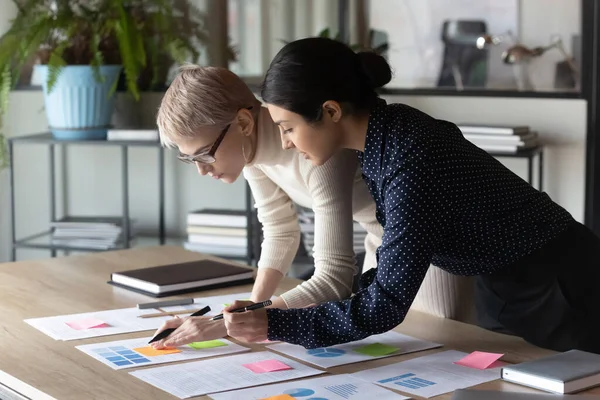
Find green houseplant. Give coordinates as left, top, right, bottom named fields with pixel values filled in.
left=0, top=0, right=214, bottom=167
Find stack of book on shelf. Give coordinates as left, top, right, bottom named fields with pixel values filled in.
left=106, top=129, right=159, bottom=141
left=456, top=123, right=539, bottom=154
left=50, top=216, right=134, bottom=249
left=298, top=207, right=367, bottom=257
left=184, top=209, right=249, bottom=258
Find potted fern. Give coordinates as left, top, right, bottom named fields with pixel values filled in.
left=0, top=0, right=211, bottom=151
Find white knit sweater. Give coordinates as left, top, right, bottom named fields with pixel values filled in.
left=243, top=107, right=383, bottom=308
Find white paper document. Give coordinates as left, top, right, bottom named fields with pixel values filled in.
left=24, top=307, right=172, bottom=341
left=161, top=292, right=255, bottom=316
left=267, top=331, right=441, bottom=368
left=209, top=373, right=412, bottom=400
left=76, top=337, right=249, bottom=370
left=23, top=292, right=255, bottom=341
left=129, top=351, right=325, bottom=399
left=351, top=350, right=502, bottom=398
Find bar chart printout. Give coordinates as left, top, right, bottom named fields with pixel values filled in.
left=208, top=373, right=410, bottom=399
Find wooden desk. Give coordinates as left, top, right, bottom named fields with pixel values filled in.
left=1, top=246, right=598, bottom=400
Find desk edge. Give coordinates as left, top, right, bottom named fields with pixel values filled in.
left=0, top=370, right=57, bottom=400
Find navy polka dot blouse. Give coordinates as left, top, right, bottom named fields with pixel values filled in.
left=265, top=100, right=574, bottom=349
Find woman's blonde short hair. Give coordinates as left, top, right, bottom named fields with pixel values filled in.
left=157, top=64, right=260, bottom=148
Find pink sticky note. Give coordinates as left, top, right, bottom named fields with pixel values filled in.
left=65, top=318, right=109, bottom=330
left=454, top=351, right=504, bottom=370
left=242, top=359, right=293, bottom=373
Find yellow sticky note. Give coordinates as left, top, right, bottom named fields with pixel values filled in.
left=259, top=395, right=295, bottom=400
left=188, top=340, right=228, bottom=349
left=133, top=346, right=181, bottom=357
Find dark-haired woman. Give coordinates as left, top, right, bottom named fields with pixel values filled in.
left=222, top=37, right=600, bottom=354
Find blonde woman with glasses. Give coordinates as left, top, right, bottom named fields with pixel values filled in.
left=151, top=65, right=465, bottom=348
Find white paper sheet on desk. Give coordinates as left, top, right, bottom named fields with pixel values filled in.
left=23, top=292, right=257, bottom=341
left=129, top=351, right=325, bottom=399
left=351, top=350, right=502, bottom=398
left=76, top=337, right=249, bottom=370
left=24, top=307, right=172, bottom=341
left=159, top=292, right=255, bottom=316
left=209, top=373, right=412, bottom=400
left=266, top=331, right=441, bottom=368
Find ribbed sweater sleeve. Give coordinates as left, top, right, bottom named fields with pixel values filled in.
left=243, top=166, right=301, bottom=278
left=279, top=150, right=359, bottom=308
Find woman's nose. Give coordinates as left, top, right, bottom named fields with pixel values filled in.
left=195, top=162, right=211, bottom=176
left=281, top=135, right=295, bottom=150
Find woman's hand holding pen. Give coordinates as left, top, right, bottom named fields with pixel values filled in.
left=223, top=300, right=269, bottom=343
left=150, top=316, right=226, bottom=349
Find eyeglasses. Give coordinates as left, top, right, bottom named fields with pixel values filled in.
left=177, top=123, right=231, bottom=165
left=176, top=106, right=253, bottom=165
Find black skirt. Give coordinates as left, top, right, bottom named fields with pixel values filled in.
left=475, top=220, right=600, bottom=353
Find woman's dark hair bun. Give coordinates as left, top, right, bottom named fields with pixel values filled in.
left=357, top=51, right=392, bottom=89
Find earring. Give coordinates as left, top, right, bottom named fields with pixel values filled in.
left=242, top=131, right=255, bottom=163
left=242, top=142, right=250, bottom=163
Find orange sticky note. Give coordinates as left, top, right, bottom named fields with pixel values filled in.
left=454, top=351, right=504, bottom=370
left=65, top=318, right=108, bottom=330
left=133, top=346, right=181, bottom=357
left=243, top=359, right=292, bottom=373
left=259, top=395, right=295, bottom=400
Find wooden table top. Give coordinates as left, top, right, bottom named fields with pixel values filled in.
left=1, top=246, right=598, bottom=400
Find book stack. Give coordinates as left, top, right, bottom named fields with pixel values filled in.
left=298, top=207, right=367, bottom=257
left=184, top=209, right=249, bottom=258
left=456, top=124, right=539, bottom=154
left=50, top=216, right=134, bottom=249
left=106, top=129, right=159, bottom=141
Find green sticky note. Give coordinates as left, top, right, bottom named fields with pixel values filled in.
left=353, top=342, right=399, bottom=357
left=188, top=340, right=228, bottom=349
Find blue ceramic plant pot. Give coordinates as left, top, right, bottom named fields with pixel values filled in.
left=35, top=65, right=122, bottom=140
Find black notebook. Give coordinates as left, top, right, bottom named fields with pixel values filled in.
left=108, top=260, right=255, bottom=297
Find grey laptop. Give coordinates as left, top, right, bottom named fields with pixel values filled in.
left=451, top=389, right=600, bottom=400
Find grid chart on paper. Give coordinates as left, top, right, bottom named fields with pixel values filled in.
left=324, top=383, right=359, bottom=399
left=379, top=373, right=437, bottom=390
left=92, top=346, right=151, bottom=367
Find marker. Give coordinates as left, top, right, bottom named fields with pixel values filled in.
left=210, top=300, right=272, bottom=321
left=147, top=305, right=211, bottom=344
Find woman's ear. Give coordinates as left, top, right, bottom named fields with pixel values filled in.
left=236, top=108, right=255, bottom=137
left=322, top=100, right=343, bottom=123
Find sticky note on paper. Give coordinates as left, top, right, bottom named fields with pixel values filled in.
left=243, top=359, right=293, bottom=373
left=133, top=347, right=182, bottom=357
left=65, top=318, right=108, bottom=330
left=188, top=340, right=228, bottom=349
left=353, top=342, right=400, bottom=357
left=259, top=395, right=295, bottom=400
left=454, top=351, right=504, bottom=370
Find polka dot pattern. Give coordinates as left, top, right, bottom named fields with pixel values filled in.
left=266, top=99, right=574, bottom=349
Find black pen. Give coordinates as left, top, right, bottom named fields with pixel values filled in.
left=210, top=300, right=272, bottom=321
left=147, top=305, right=211, bottom=344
